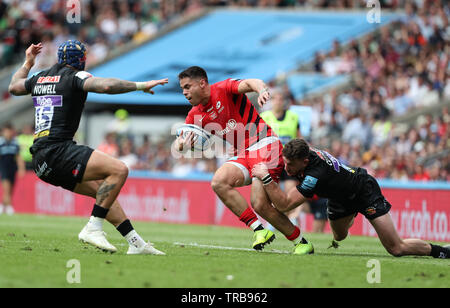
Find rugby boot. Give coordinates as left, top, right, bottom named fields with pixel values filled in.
left=252, top=229, right=276, bottom=251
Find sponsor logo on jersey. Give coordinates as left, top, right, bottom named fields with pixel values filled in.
left=210, top=112, right=218, bottom=120
left=33, top=95, right=63, bottom=107
left=227, top=119, right=237, bottom=129
left=366, top=207, right=377, bottom=216
left=37, top=76, right=61, bottom=84
left=217, top=119, right=238, bottom=136
left=301, top=175, right=318, bottom=191
left=216, top=101, right=221, bottom=109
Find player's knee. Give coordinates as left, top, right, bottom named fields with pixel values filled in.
left=115, top=161, right=129, bottom=180
left=211, top=177, right=229, bottom=195
left=334, top=232, right=348, bottom=242
left=386, top=244, right=405, bottom=258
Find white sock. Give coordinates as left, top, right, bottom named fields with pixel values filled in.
left=292, top=232, right=303, bottom=245
left=125, top=230, right=146, bottom=248
left=250, top=220, right=263, bottom=231
left=87, top=216, right=104, bottom=231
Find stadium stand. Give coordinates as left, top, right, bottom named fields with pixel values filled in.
left=2, top=0, right=449, bottom=182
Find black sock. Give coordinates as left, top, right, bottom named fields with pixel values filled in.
left=116, top=219, right=134, bottom=237
left=254, top=224, right=264, bottom=232
left=91, top=204, right=109, bottom=219
left=430, top=244, right=449, bottom=259
left=300, top=238, right=308, bottom=244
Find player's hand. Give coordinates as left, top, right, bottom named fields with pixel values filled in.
left=177, top=130, right=195, bottom=151
left=252, top=163, right=269, bottom=180
left=142, top=78, right=169, bottom=94
left=24, top=43, right=43, bottom=69
left=257, top=88, right=271, bottom=108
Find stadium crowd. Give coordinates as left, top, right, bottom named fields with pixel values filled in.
left=292, top=0, right=450, bottom=181
left=2, top=0, right=449, bottom=182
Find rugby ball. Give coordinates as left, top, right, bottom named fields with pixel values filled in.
left=176, top=124, right=212, bottom=151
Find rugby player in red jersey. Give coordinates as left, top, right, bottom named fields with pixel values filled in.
left=175, top=66, right=313, bottom=254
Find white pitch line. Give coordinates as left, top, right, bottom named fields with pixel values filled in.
left=173, top=242, right=291, bottom=254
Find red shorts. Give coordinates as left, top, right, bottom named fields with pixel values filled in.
left=226, top=137, right=284, bottom=186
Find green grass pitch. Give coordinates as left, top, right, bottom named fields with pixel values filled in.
left=0, top=214, right=448, bottom=288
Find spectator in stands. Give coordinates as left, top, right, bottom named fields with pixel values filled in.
left=97, top=132, right=119, bottom=158
left=0, top=123, right=25, bottom=216
left=17, top=123, right=34, bottom=170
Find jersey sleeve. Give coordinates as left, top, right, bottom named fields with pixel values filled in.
left=24, top=71, right=42, bottom=93
left=185, top=110, right=194, bottom=124
left=216, top=78, right=241, bottom=94
left=296, top=170, right=321, bottom=198
left=73, top=71, right=93, bottom=90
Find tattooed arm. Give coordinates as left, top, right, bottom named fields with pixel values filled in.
left=83, top=77, right=168, bottom=95
left=8, top=43, right=43, bottom=96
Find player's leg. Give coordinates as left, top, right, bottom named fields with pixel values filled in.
left=329, top=214, right=355, bottom=242
left=210, top=163, right=248, bottom=217
left=74, top=180, right=165, bottom=255
left=81, top=150, right=129, bottom=211
left=2, top=178, right=14, bottom=215
left=370, top=213, right=449, bottom=258
left=211, top=162, right=271, bottom=249
left=311, top=198, right=328, bottom=233
left=284, top=179, right=301, bottom=225
left=251, top=178, right=313, bottom=254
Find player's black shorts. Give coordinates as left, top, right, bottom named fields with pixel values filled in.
left=327, top=174, right=391, bottom=221
left=280, top=169, right=298, bottom=182
left=0, top=166, right=17, bottom=184
left=31, top=140, right=93, bottom=191
left=310, top=198, right=328, bottom=221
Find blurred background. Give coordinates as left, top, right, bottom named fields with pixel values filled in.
left=2, top=0, right=448, bottom=182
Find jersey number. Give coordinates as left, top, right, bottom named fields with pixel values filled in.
left=35, top=106, right=54, bottom=133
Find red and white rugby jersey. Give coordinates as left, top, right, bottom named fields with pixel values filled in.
left=185, top=79, right=276, bottom=153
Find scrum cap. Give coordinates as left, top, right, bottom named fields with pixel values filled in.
left=57, top=40, right=87, bottom=70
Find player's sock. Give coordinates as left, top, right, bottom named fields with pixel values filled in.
left=116, top=219, right=146, bottom=249
left=239, top=207, right=264, bottom=231
left=88, top=204, right=109, bottom=231
left=430, top=244, right=449, bottom=259
left=286, top=226, right=307, bottom=245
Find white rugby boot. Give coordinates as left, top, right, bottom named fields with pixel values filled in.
left=0, top=205, right=4, bottom=215
left=127, top=242, right=166, bottom=255
left=78, top=224, right=117, bottom=253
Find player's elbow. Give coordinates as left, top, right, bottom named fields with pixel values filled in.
left=8, top=83, right=26, bottom=96
left=8, top=83, right=20, bottom=96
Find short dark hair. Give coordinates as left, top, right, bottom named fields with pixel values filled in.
left=282, top=139, right=310, bottom=160
left=178, top=66, right=208, bottom=83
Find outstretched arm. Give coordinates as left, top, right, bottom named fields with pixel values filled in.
left=83, top=77, right=168, bottom=94
left=237, top=79, right=270, bottom=108
left=9, top=43, right=43, bottom=96
left=252, top=163, right=307, bottom=212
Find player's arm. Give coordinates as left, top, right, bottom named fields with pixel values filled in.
left=16, top=154, right=26, bottom=177
left=8, top=43, right=43, bottom=96
left=237, top=79, right=270, bottom=108
left=252, top=163, right=306, bottom=212
left=83, top=77, right=168, bottom=94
